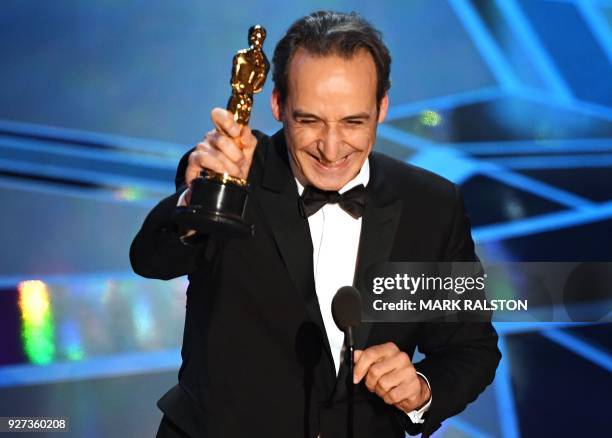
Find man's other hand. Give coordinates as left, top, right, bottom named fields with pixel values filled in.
left=184, top=108, right=258, bottom=198
left=353, top=342, right=431, bottom=414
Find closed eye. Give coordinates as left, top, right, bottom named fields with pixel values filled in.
left=297, top=118, right=318, bottom=124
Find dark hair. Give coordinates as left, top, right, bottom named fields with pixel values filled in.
left=272, top=11, right=391, bottom=109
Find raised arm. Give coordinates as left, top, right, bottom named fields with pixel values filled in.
left=129, top=108, right=257, bottom=280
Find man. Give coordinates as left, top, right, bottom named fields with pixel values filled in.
left=130, top=11, right=501, bottom=438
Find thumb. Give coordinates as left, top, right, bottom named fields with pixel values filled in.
left=353, top=349, right=364, bottom=384
left=211, top=108, right=241, bottom=138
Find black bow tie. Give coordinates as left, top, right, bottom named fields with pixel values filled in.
left=299, top=184, right=366, bottom=219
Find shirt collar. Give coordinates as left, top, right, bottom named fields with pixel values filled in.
left=291, top=153, right=371, bottom=196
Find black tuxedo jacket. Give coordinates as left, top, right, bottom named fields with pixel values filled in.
left=130, top=129, right=501, bottom=438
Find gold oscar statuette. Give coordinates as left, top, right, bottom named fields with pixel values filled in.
left=173, top=25, right=269, bottom=237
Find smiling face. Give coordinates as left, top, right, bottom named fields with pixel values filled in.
left=271, top=48, right=388, bottom=191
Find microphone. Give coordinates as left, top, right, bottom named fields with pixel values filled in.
left=332, top=286, right=362, bottom=348
left=331, top=286, right=362, bottom=438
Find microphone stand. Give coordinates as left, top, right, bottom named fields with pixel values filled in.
left=346, top=326, right=355, bottom=438
left=331, top=285, right=361, bottom=438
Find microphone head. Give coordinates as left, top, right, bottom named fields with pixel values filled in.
left=332, top=286, right=362, bottom=332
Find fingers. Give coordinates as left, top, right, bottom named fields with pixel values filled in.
left=240, top=125, right=257, bottom=151
left=211, top=108, right=241, bottom=138
left=189, top=142, right=242, bottom=177
left=384, top=377, right=422, bottom=409
left=353, top=343, right=427, bottom=412
left=364, top=351, right=412, bottom=394
left=237, top=125, right=257, bottom=177
left=185, top=161, right=203, bottom=189
left=211, top=108, right=257, bottom=153
left=208, top=130, right=246, bottom=164
left=353, top=342, right=399, bottom=384
left=185, top=142, right=240, bottom=187
left=184, top=109, right=259, bottom=185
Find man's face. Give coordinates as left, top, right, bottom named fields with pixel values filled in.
left=271, top=48, right=388, bottom=191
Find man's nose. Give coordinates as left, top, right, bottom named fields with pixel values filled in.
left=318, top=125, right=343, bottom=161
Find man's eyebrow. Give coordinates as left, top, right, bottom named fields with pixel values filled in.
left=341, top=112, right=370, bottom=120
left=292, top=110, right=322, bottom=120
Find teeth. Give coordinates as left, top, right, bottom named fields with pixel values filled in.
left=318, top=156, right=346, bottom=166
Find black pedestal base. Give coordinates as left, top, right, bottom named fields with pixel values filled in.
left=172, top=176, right=254, bottom=238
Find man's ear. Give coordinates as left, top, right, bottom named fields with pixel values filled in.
left=270, top=89, right=283, bottom=121
left=377, top=93, right=389, bottom=124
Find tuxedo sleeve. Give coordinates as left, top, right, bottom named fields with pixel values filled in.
left=130, top=148, right=209, bottom=280
left=403, top=185, right=502, bottom=437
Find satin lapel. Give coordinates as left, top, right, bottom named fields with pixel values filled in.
left=353, top=196, right=402, bottom=348
left=332, top=152, right=403, bottom=401
left=251, top=130, right=336, bottom=393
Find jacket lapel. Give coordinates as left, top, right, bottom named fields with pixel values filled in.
left=251, top=130, right=336, bottom=394
left=353, top=152, right=403, bottom=347
left=332, top=151, right=403, bottom=401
